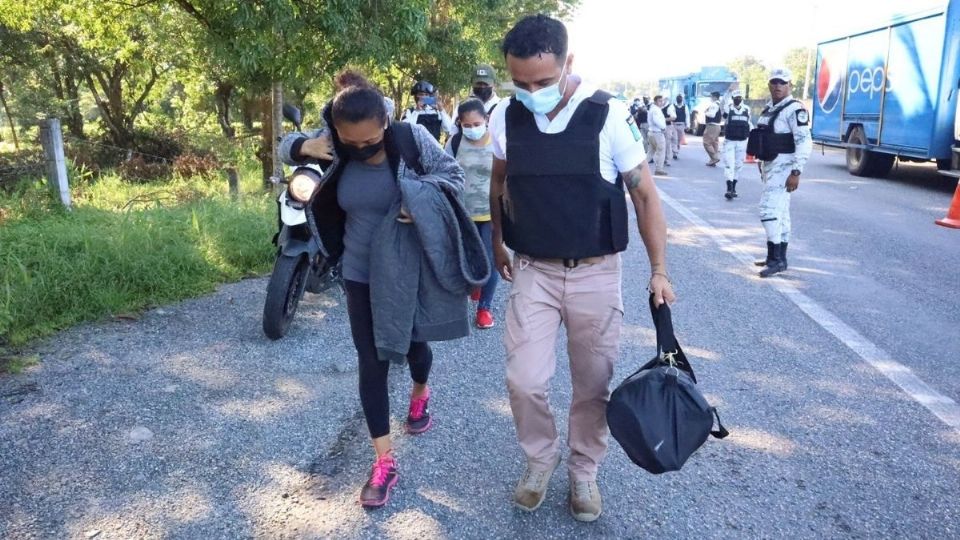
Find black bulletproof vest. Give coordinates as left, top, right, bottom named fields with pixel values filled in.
left=416, top=112, right=442, bottom=141
left=661, top=105, right=673, bottom=124
left=708, top=103, right=723, bottom=123
left=635, top=106, right=648, bottom=124
left=725, top=106, right=750, bottom=141
left=503, top=90, right=628, bottom=259
left=674, top=103, right=687, bottom=123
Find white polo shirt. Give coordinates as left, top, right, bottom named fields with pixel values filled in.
left=489, top=81, right=647, bottom=183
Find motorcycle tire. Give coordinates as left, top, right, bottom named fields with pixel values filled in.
left=262, top=254, right=309, bottom=340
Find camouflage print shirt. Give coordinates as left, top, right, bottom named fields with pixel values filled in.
left=446, top=138, right=493, bottom=221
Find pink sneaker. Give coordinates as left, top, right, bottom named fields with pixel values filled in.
left=469, top=288, right=481, bottom=302
left=405, top=387, right=432, bottom=434
left=360, top=451, right=398, bottom=508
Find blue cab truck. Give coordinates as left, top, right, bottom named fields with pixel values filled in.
left=658, top=66, right=740, bottom=135
left=812, top=1, right=960, bottom=178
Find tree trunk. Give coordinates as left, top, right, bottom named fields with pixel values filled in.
left=63, top=57, right=84, bottom=139
left=241, top=97, right=255, bottom=132
left=0, top=81, right=19, bottom=150
left=257, top=94, right=274, bottom=188
left=214, top=81, right=236, bottom=139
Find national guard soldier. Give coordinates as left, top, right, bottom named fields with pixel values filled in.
left=671, top=94, right=688, bottom=159
left=471, top=64, right=502, bottom=114
left=702, top=91, right=723, bottom=166
left=747, top=67, right=812, bottom=277
left=721, top=89, right=751, bottom=199
left=402, top=80, right=455, bottom=141
left=630, top=97, right=650, bottom=155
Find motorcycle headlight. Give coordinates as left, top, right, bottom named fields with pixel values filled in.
left=289, top=172, right=319, bottom=202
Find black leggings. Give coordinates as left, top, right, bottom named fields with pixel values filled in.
left=344, top=279, right=433, bottom=439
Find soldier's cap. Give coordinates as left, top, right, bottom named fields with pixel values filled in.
left=472, top=64, right=496, bottom=85
left=768, top=67, right=792, bottom=83
left=731, top=89, right=743, bottom=97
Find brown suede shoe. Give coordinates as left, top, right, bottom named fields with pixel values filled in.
left=513, top=454, right=560, bottom=512
left=569, top=479, right=602, bottom=522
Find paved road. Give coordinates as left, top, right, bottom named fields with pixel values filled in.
left=2, top=140, right=959, bottom=539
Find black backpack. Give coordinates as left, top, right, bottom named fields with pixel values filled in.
left=606, top=296, right=728, bottom=474
left=449, top=132, right=463, bottom=157
left=389, top=121, right=425, bottom=175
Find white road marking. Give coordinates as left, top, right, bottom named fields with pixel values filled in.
left=658, top=189, right=960, bottom=432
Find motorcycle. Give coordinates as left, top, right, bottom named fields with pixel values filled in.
left=262, top=105, right=341, bottom=340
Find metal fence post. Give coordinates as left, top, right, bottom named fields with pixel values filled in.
left=39, top=118, right=72, bottom=209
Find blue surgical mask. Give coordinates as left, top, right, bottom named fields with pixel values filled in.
left=462, top=125, right=487, bottom=141
left=514, top=63, right=568, bottom=115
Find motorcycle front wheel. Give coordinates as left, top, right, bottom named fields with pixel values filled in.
left=262, top=254, right=309, bottom=340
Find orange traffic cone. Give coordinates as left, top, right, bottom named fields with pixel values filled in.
left=745, top=154, right=757, bottom=164
left=936, top=179, right=960, bottom=229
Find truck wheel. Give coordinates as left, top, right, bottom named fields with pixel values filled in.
left=846, top=127, right=894, bottom=178
left=262, top=254, right=308, bottom=340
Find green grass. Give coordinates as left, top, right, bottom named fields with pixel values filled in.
left=0, top=167, right=276, bottom=347
left=0, top=354, right=39, bottom=375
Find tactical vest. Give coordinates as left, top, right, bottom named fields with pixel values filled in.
left=634, top=106, right=648, bottom=124
left=503, top=90, right=628, bottom=259
left=746, top=99, right=799, bottom=161
left=674, top=103, right=687, bottom=123
left=725, top=106, right=750, bottom=141
left=661, top=105, right=673, bottom=125
left=707, top=103, right=723, bottom=124
left=416, top=111, right=443, bottom=141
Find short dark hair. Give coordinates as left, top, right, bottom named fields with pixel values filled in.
left=654, top=95, right=663, bottom=101
left=501, top=14, right=567, bottom=62
left=331, top=73, right=387, bottom=125
left=457, top=98, right=487, bottom=121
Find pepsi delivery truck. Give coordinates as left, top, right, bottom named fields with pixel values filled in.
left=812, top=1, right=960, bottom=178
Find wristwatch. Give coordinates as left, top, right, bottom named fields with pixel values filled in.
left=790, top=169, right=801, bottom=176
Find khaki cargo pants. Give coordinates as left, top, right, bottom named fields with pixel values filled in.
left=504, top=253, right=623, bottom=481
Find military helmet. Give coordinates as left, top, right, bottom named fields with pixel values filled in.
left=411, top=80, right=436, bottom=95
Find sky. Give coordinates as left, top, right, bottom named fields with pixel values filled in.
left=564, top=0, right=946, bottom=84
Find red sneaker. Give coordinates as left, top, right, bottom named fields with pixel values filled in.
left=476, top=308, right=494, bottom=329
left=470, top=288, right=481, bottom=302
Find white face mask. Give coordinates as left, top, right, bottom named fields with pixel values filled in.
left=514, top=61, right=568, bottom=115
left=462, top=125, right=487, bottom=141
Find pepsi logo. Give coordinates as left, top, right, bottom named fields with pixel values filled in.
left=817, top=57, right=843, bottom=114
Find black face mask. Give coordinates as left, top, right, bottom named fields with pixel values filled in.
left=733, top=98, right=743, bottom=107
left=342, top=140, right=384, bottom=161
left=473, top=85, right=493, bottom=101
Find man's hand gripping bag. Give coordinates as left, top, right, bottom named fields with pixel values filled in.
left=606, top=296, right=728, bottom=474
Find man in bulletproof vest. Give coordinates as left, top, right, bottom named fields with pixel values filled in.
left=631, top=97, right=650, bottom=154
left=661, top=96, right=677, bottom=166
left=702, top=91, right=723, bottom=166
left=721, top=89, right=751, bottom=200
left=671, top=95, right=688, bottom=159
left=488, top=14, right=675, bottom=523
left=401, top=80, right=454, bottom=142
left=748, top=67, right=812, bottom=277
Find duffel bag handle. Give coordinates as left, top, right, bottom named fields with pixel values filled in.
left=648, top=294, right=696, bottom=382
left=648, top=294, right=679, bottom=356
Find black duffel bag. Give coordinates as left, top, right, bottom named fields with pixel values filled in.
left=606, top=296, right=728, bottom=474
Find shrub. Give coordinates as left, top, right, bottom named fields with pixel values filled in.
left=173, top=152, right=221, bottom=179
left=118, top=156, right=172, bottom=183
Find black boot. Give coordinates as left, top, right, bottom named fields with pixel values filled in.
left=724, top=181, right=734, bottom=200
left=781, top=242, right=788, bottom=269
left=731, top=179, right=738, bottom=198
left=759, top=243, right=786, bottom=278
left=754, top=241, right=775, bottom=266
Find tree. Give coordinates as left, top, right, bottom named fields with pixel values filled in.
left=727, top=55, right=769, bottom=100
left=783, top=46, right=815, bottom=99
